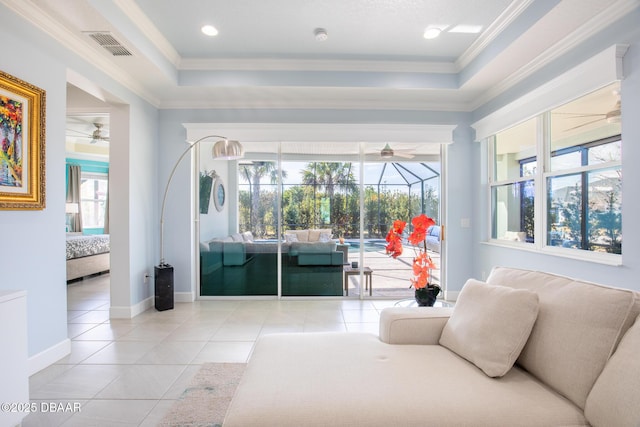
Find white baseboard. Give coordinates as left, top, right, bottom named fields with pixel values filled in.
left=175, top=292, right=195, bottom=303
left=29, top=338, right=71, bottom=375
left=110, top=296, right=153, bottom=319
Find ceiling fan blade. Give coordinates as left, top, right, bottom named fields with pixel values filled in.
left=394, top=151, right=415, bottom=159
left=66, top=129, right=92, bottom=137
left=563, top=117, right=605, bottom=132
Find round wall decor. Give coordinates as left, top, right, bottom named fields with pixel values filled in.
left=213, top=177, right=225, bottom=212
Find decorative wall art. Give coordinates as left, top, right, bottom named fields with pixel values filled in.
left=213, top=176, right=225, bottom=212
left=0, top=70, right=46, bottom=210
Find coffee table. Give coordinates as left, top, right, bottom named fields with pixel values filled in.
left=343, top=266, right=373, bottom=296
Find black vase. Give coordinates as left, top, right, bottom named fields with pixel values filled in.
left=415, top=285, right=441, bottom=307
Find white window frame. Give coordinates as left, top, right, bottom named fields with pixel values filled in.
left=487, top=111, right=622, bottom=266
left=476, top=45, right=626, bottom=266
left=80, top=171, right=108, bottom=229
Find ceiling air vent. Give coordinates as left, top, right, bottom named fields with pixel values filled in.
left=86, top=32, right=132, bottom=56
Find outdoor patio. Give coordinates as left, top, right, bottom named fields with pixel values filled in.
left=342, top=239, right=441, bottom=299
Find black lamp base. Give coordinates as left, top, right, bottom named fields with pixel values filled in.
left=154, top=264, right=174, bottom=311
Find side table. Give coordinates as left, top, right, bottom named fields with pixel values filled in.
left=343, top=265, right=373, bottom=296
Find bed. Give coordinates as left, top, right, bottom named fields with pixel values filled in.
left=66, top=234, right=110, bottom=281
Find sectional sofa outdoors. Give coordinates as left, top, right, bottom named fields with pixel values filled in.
left=223, top=267, right=640, bottom=426
left=200, top=229, right=345, bottom=296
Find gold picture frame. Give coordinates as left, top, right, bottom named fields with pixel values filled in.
left=0, top=70, right=46, bottom=210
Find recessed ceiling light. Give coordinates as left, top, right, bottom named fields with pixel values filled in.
left=201, top=25, right=219, bottom=37
left=314, top=28, right=328, bottom=41
left=423, top=27, right=442, bottom=40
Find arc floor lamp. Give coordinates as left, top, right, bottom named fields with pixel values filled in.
left=155, top=135, right=243, bottom=311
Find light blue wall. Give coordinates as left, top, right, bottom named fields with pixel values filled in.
left=0, top=5, right=68, bottom=363
left=470, top=12, right=640, bottom=292
left=0, top=3, right=159, bottom=367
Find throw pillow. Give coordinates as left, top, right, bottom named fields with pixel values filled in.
left=284, top=233, right=299, bottom=243
left=319, top=232, right=332, bottom=242
left=439, top=279, right=539, bottom=377
left=242, top=231, right=254, bottom=243
left=585, top=314, right=640, bottom=427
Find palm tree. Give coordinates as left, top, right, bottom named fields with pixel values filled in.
left=301, top=162, right=357, bottom=228
left=239, top=162, right=287, bottom=237
left=301, top=162, right=356, bottom=199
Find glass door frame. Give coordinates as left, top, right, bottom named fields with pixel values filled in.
left=189, top=123, right=454, bottom=301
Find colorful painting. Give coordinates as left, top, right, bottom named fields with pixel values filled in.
left=0, top=70, right=45, bottom=210
left=0, top=95, right=24, bottom=187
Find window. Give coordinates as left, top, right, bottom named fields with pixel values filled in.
left=489, top=82, right=622, bottom=257
left=80, top=172, right=108, bottom=229
left=490, top=118, right=537, bottom=243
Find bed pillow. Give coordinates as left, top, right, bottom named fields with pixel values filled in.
left=439, top=279, right=539, bottom=377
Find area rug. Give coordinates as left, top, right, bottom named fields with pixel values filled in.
left=159, top=363, right=246, bottom=427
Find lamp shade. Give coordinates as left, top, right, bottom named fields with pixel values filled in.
left=213, top=139, right=244, bottom=160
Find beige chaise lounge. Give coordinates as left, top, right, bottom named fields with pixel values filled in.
left=223, top=267, right=640, bottom=426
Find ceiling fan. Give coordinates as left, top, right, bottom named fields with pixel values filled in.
left=67, top=122, right=110, bottom=143
left=559, top=96, right=621, bottom=132
left=377, top=143, right=415, bottom=159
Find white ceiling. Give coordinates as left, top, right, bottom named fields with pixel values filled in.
left=6, top=0, right=630, bottom=112
left=3, top=0, right=631, bottom=160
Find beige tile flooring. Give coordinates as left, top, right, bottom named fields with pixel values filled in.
left=24, top=274, right=401, bottom=426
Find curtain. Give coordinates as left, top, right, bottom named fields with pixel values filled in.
left=103, top=172, right=110, bottom=234
left=66, top=164, right=83, bottom=232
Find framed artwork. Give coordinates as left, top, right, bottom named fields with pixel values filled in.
left=0, top=70, right=46, bottom=210
left=213, top=176, right=225, bottom=212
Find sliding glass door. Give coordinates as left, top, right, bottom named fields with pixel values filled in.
left=198, top=140, right=442, bottom=299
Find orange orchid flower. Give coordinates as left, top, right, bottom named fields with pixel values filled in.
left=387, top=214, right=437, bottom=289
left=385, top=220, right=406, bottom=259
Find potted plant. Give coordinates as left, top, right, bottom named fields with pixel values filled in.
left=386, top=214, right=440, bottom=306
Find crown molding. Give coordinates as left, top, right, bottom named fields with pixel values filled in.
left=179, top=57, right=457, bottom=74
left=1, top=0, right=160, bottom=107
left=158, top=91, right=471, bottom=111
left=184, top=122, right=457, bottom=144
left=113, top=0, right=181, bottom=66
left=469, top=0, right=638, bottom=111
left=456, top=0, right=534, bottom=71
left=472, top=44, right=627, bottom=140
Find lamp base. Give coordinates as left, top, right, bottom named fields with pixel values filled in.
left=154, top=264, right=174, bottom=311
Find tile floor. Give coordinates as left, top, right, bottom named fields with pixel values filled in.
left=24, top=274, right=400, bottom=426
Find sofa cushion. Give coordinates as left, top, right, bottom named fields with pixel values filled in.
left=231, top=233, right=244, bottom=242
left=292, top=241, right=336, bottom=253
left=291, top=230, right=309, bottom=242
left=284, top=233, right=299, bottom=243
left=242, top=231, right=254, bottom=242
left=439, top=279, right=539, bottom=377
left=585, top=314, right=640, bottom=427
left=224, top=333, right=587, bottom=427
left=319, top=232, right=332, bottom=242
left=486, top=267, right=640, bottom=409
left=308, top=228, right=332, bottom=242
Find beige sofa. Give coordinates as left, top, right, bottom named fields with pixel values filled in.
left=224, top=267, right=640, bottom=426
